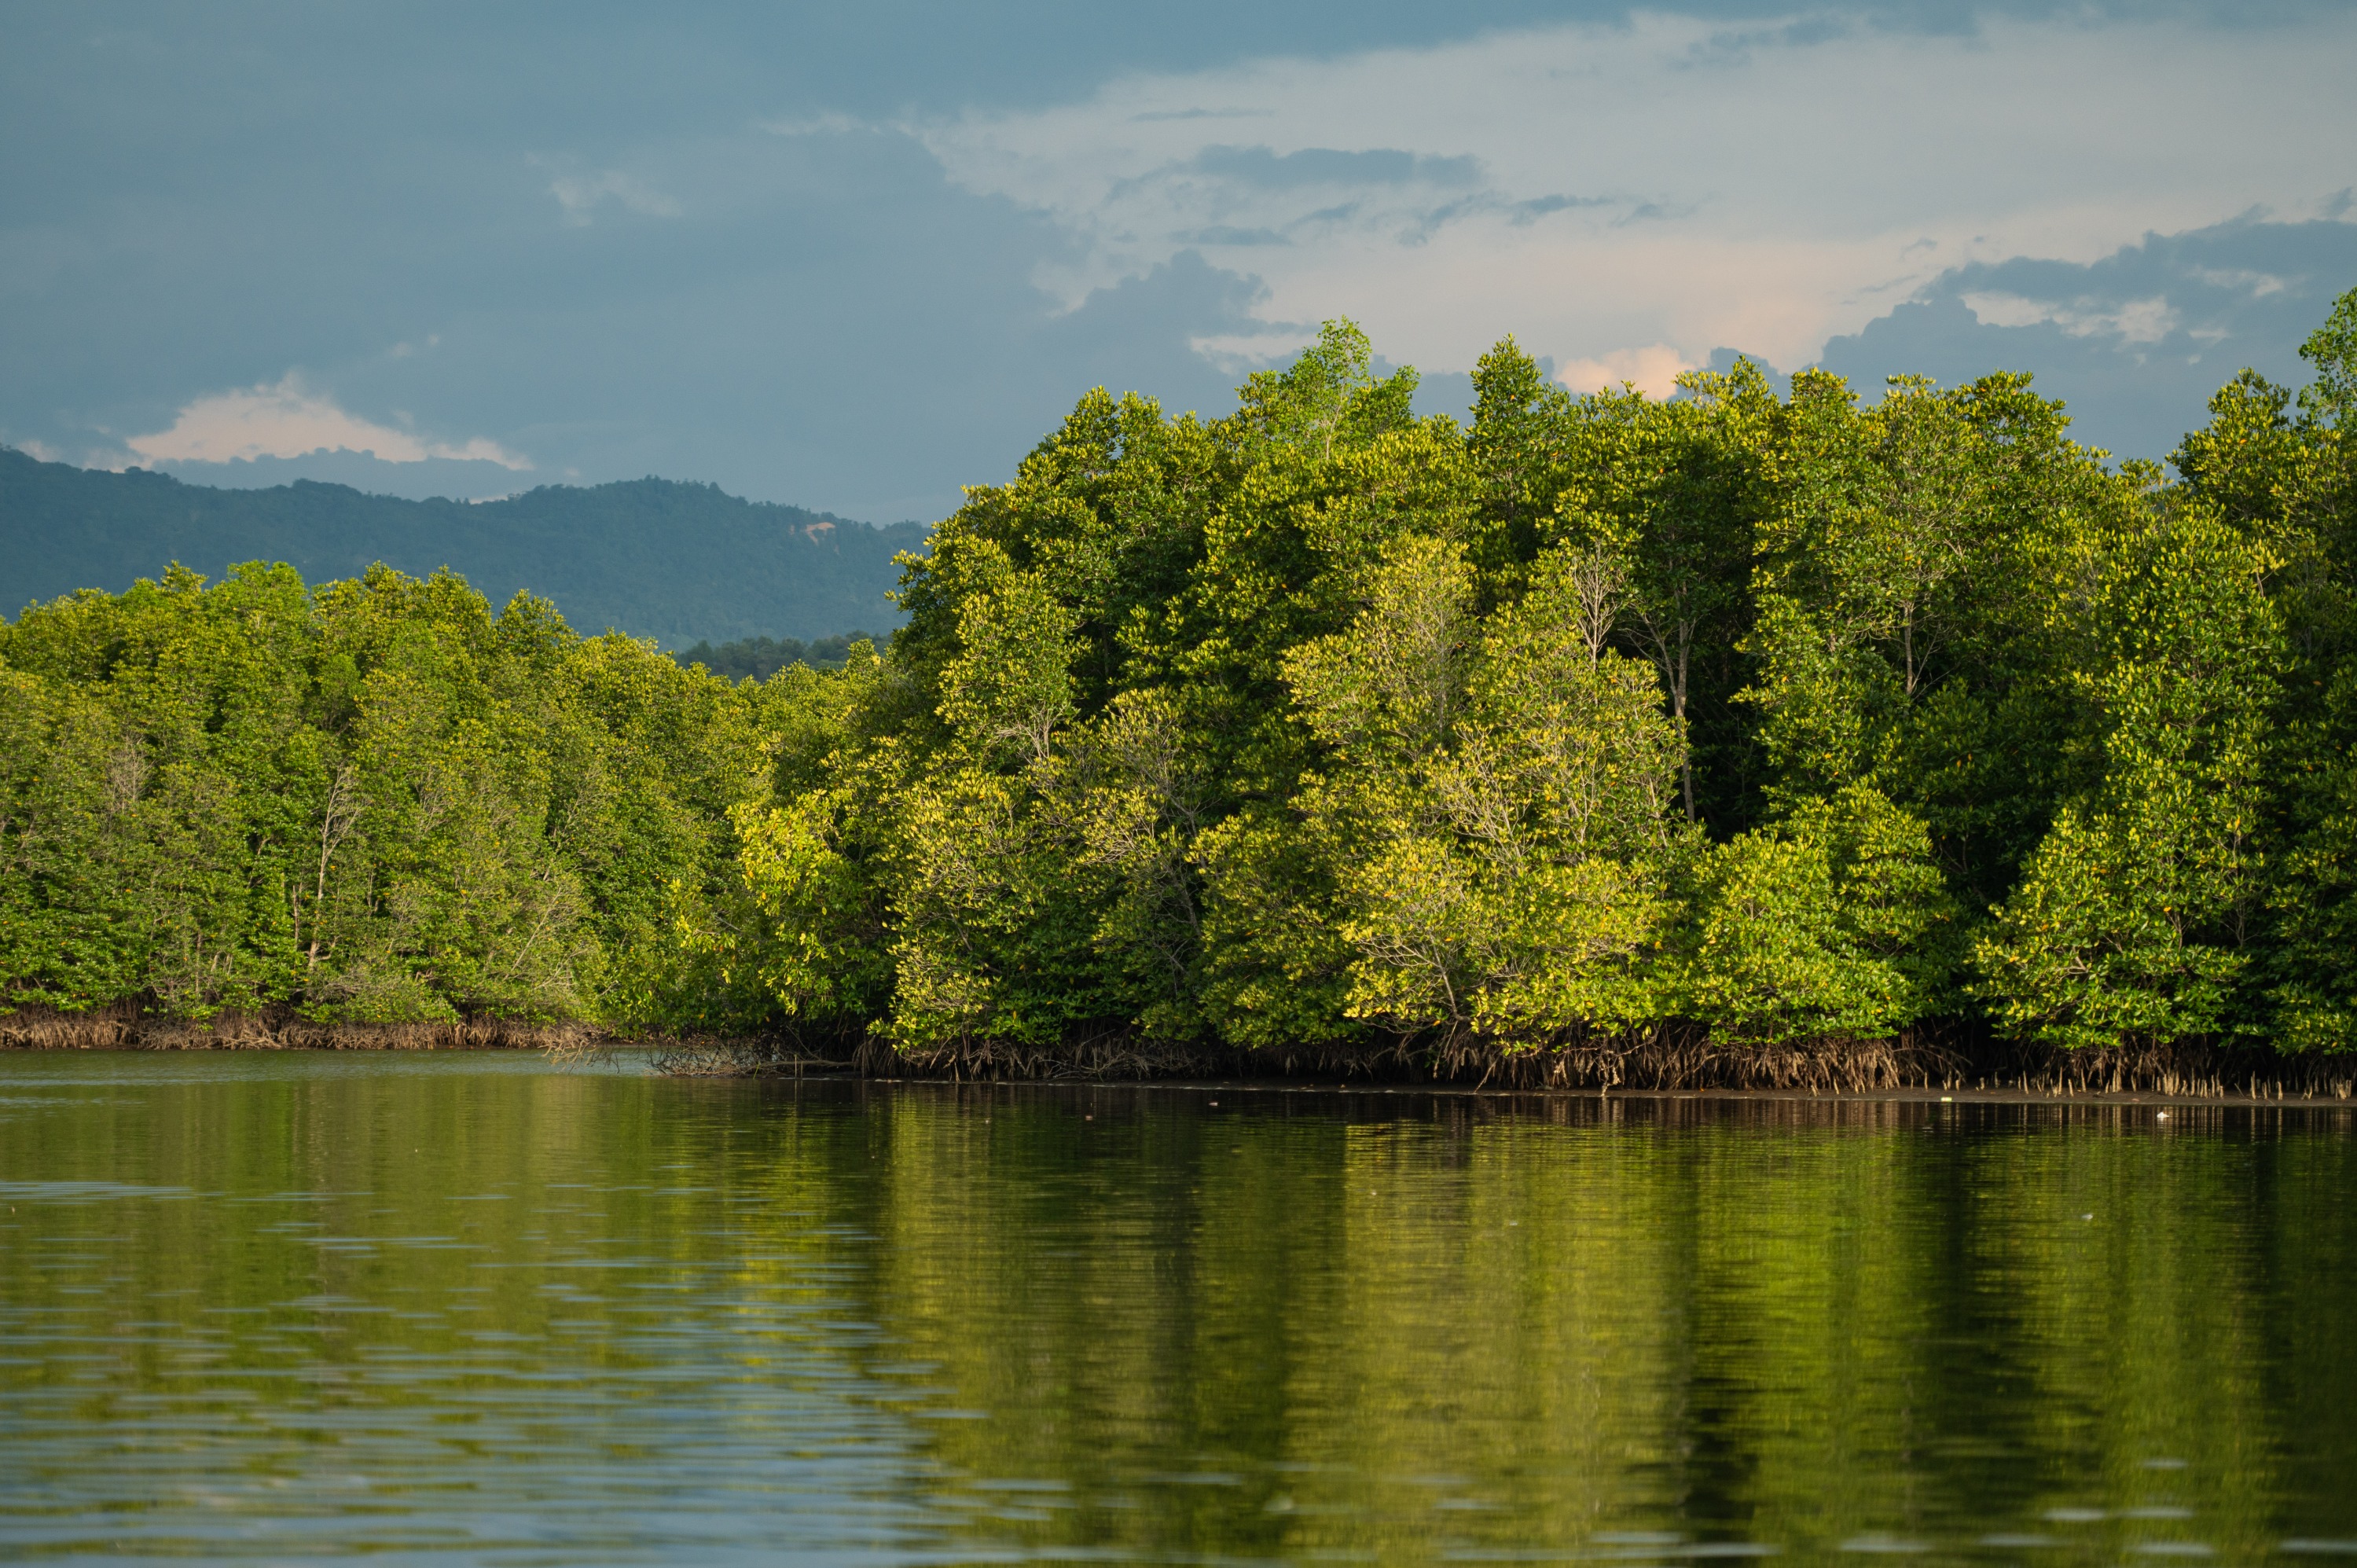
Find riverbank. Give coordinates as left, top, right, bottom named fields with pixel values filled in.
left=0, top=1004, right=597, bottom=1052
left=10, top=1007, right=2352, bottom=1100
left=652, top=1030, right=2357, bottom=1101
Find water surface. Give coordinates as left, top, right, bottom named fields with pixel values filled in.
left=1, top=1052, right=2352, bottom=1563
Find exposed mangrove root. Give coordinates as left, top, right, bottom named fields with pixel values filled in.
left=10, top=1002, right=2351, bottom=1099
left=1959, top=1037, right=2357, bottom=1100
left=1409, top=1029, right=1964, bottom=1094
left=835, top=1027, right=1966, bottom=1092
left=865, top=1026, right=1260, bottom=1083
left=663, top=1023, right=2357, bottom=1099
left=650, top=1023, right=1966, bottom=1091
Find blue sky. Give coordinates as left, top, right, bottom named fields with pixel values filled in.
left=4, top=2, right=2352, bottom=520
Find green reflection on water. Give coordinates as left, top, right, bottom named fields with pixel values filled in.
left=0, top=1053, right=2351, bottom=1565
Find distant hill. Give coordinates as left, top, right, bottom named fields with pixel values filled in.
left=676, top=631, right=883, bottom=681
left=0, top=447, right=927, bottom=645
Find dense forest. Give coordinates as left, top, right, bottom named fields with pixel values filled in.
left=0, top=453, right=919, bottom=646
left=675, top=631, right=884, bottom=683
left=3, top=289, right=2353, bottom=1073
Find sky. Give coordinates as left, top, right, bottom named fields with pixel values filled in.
left=3, top=2, right=2353, bottom=522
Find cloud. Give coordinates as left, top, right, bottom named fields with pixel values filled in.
left=1896, top=213, right=2357, bottom=376
left=11, top=6, right=2351, bottom=526
left=1961, top=292, right=2180, bottom=344
left=126, top=375, right=531, bottom=469
left=1187, top=145, right=1481, bottom=190
left=2183, top=266, right=2289, bottom=298
left=548, top=170, right=681, bottom=226
left=1189, top=324, right=1324, bottom=374
left=1556, top=343, right=1698, bottom=398
left=1816, top=213, right=2357, bottom=461
left=918, top=9, right=2357, bottom=384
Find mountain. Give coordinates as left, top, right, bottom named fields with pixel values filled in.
left=0, top=448, right=927, bottom=645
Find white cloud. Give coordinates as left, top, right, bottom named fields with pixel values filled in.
left=126, top=375, right=531, bottom=468
left=1188, top=325, right=1324, bottom=374
left=1556, top=344, right=1698, bottom=398
left=1962, top=292, right=2181, bottom=344
left=549, top=169, right=681, bottom=226
left=917, top=9, right=2357, bottom=380
left=2184, top=266, right=2289, bottom=298
left=1959, top=292, right=2059, bottom=332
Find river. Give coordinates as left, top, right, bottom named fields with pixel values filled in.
left=2, top=1051, right=2352, bottom=1562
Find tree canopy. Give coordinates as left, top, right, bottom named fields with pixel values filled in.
left=7, top=291, right=2355, bottom=1060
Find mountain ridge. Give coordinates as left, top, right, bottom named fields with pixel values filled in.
left=0, top=447, right=925, bottom=645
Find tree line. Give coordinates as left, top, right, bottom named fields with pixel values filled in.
left=4, top=288, right=2352, bottom=1059
left=674, top=631, right=883, bottom=683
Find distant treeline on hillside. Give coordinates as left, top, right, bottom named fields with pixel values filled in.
left=0, top=449, right=922, bottom=645
left=677, top=630, right=885, bottom=681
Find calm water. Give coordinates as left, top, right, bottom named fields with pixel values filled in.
left=1, top=1053, right=2353, bottom=1564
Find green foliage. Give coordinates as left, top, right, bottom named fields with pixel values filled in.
left=1970, top=505, right=2281, bottom=1048
left=2260, top=667, right=2357, bottom=1050
left=2300, top=286, right=2357, bottom=431
left=17, top=289, right=2357, bottom=1059
left=2172, top=285, right=2357, bottom=1052
left=0, top=562, right=777, bottom=1030
left=1283, top=535, right=1689, bottom=1043
left=1551, top=357, right=1776, bottom=831
left=676, top=630, right=879, bottom=681
left=1679, top=785, right=1959, bottom=1044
